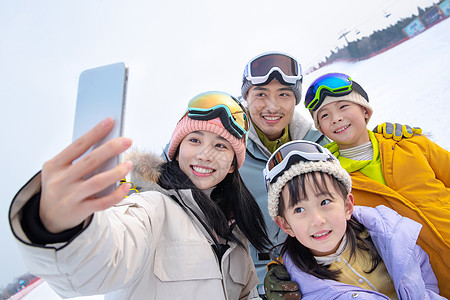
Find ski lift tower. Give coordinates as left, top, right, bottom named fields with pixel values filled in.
left=338, top=30, right=351, bottom=46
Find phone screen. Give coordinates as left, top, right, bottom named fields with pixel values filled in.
left=73, top=62, right=128, bottom=197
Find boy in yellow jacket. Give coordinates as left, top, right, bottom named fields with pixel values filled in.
left=303, top=72, right=450, bottom=298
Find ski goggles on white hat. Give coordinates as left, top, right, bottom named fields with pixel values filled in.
left=263, top=140, right=337, bottom=191
left=243, top=52, right=303, bottom=86
left=304, top=72, right=368, bottom=112
left=187, top=91, right=249, bottom=139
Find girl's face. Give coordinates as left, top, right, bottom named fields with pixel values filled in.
left=275, top=174, right=354, bottom=256
left=317, top=100, right=370, bottom=149
left=177, top=130, right=235, bottom=191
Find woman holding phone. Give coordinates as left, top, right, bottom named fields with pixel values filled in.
left=9, top=91, right=271, bottom=299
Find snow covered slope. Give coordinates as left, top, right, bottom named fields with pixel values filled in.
left=302, top=18, right=450, bottom=150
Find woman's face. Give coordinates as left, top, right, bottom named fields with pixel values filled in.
left=177, top=130, right=235, bottom=191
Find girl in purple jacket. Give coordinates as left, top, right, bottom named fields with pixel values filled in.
left=263, top=140, right=444, bottom=299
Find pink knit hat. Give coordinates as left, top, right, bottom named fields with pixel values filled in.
left=167, top=115, right=247, bottom=169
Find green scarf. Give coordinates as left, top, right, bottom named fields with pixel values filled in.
left=325, top=130, right=386, bottom=185
left=253, top=123, right=291, bottom=154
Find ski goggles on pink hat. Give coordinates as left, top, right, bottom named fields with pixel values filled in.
left=263, top=140, right=336, bottom=191
left=187, top=91, right=249, bottom=139
left=243, top=52, right=303, bottom=86
left=304, top=72, right=369, bottom=111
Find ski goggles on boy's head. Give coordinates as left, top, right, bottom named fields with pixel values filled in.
left=304, top=73, right=369, bottom=112
left=263, top=140, right=336, bottom=191
left=187, top=91, right=249, bottom=139
left=243, top=52, right=303, bottom=86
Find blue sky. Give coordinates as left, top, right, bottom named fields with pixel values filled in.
left=0, top=0, right=439, bottom=287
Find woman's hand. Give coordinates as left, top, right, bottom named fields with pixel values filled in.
left=40, top=117, right=133, bottom=233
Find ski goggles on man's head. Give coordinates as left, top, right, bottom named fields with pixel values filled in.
left=243, top=52, right=303, bottom=86
left=263, top=140, right=337, bottom=191
left=187, top=91, right=249, bottom=139
left=304, top=73, right=369, bottom=112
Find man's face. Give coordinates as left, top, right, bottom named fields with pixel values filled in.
left=246, top=80, right=296, bottom=141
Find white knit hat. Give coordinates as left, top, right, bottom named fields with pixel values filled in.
left=311, top=90, right=373, bottom=129
left=267, top=159, right=352, bottom=220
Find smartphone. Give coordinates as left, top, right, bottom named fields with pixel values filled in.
left=72, top=62, right=128, bottom=197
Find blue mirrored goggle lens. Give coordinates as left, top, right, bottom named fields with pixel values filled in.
left=315, top=74, right=351, bottom=89
left=304, top=73, right=353, bottom=111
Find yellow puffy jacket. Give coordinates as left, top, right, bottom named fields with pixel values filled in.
left=329, top=133, right=450, bottom=297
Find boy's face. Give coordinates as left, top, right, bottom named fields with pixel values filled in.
left=246, top=79, right=296, bottom=141
left=275, top=174, right=354, bottom=257
left=317, top=100, right=370, bottom=149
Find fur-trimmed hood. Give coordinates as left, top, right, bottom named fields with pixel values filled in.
left=124, top=150, right=166, bottom=191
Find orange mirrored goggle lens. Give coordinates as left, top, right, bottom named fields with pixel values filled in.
left=188, top=92, right=249, bottom=133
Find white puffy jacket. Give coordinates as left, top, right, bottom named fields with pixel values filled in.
left=9, top=152, right=260, bottom=300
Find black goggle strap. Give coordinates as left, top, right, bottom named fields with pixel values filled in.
left=351, top=81, right=369, bottom=102
left=311, top=88, right=352, bottom=111
left=267, top=154, right=312, bottom=186
left=188, top=107, right=245, bottom=139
